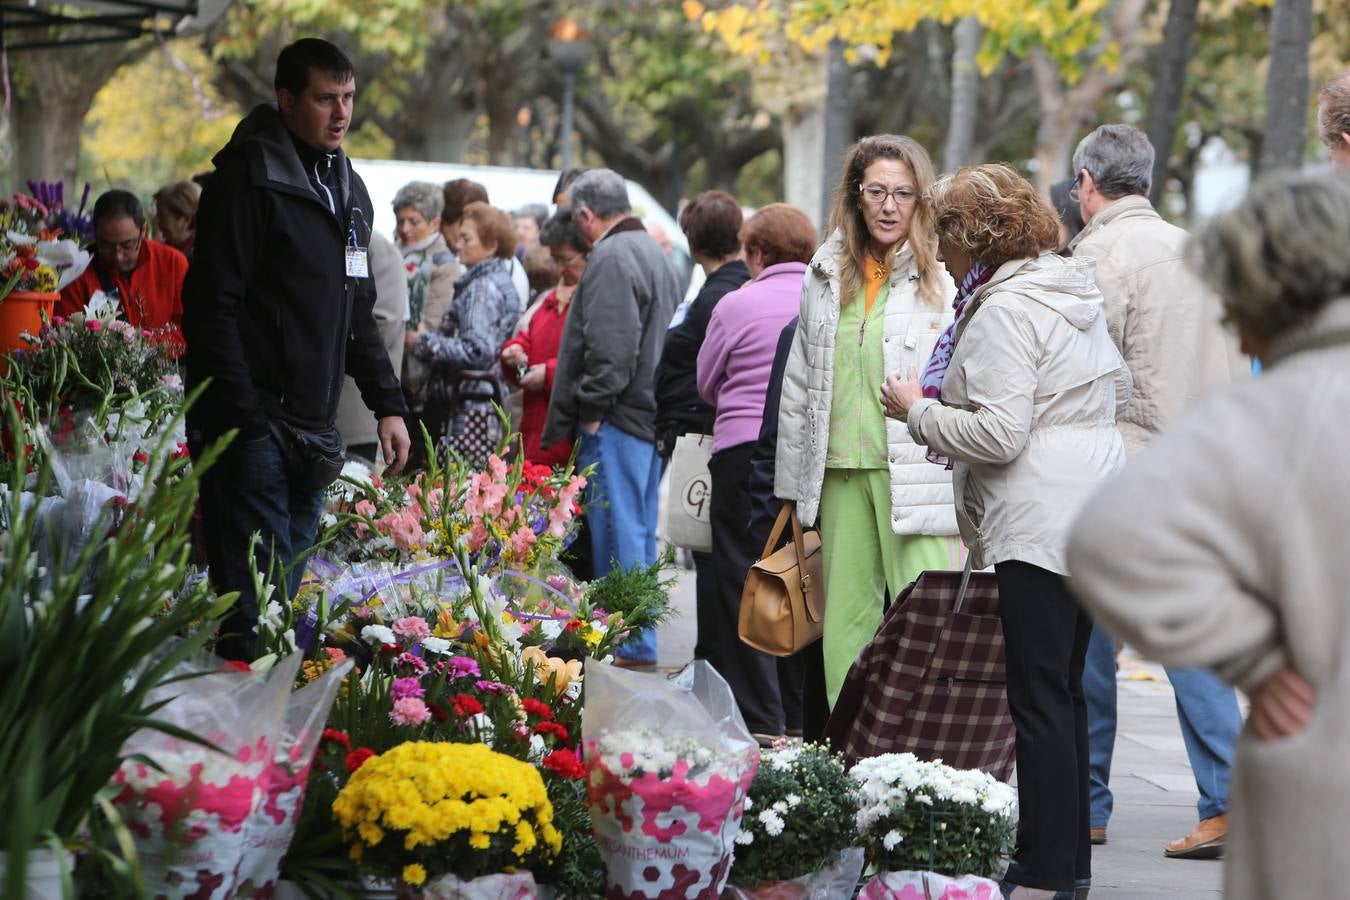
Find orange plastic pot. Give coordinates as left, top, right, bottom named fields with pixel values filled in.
left=0, top=290, right=58, bottom=356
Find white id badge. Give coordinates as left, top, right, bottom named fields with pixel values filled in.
left=345, top=247, right=369, bottom=278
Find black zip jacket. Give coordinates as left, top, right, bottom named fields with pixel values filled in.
left=183, top=104, right=406, bottom=441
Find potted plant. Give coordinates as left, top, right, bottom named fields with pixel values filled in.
left=331, top=741, right=562, bottom=898
left=0, top=191, right=91, bottom=355
left=0, top=404, right=233, bottom=896
left=849, top=753, right=1017, bottom=900
left=726, top=744, right=865, bottom=899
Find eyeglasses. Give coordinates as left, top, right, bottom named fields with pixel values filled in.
left=553, top=251, right=586, bottom=268
left=1069, top=169, right=1088, bottom=202
left=858, top=184, right=918, bottom=207
left=96, top=235, right=142, bottom=256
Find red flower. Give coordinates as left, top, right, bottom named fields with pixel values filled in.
left=345, top=747, right=376, bottom=773
left=220, top=660, right=251, bottom=673
left=320, top=728, right=351, bottom=751
left=521, top=698, right=553, bottom=721
left=535, top=721, right=570, bottom=743
left=451, top=693, right=485, bottom=717
left=132, top=450, right=149, bottom=464
left=542, top=748, right=586, bottom=779
left=427, top=700, right=450, bottom=722
left=564, top=618, right=584, bottom=633
left=172, top=442, right=190, bottom=460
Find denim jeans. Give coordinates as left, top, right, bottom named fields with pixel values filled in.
left=576, top=421, right=664, bottom=662
left=196, top=428, right=326, bottom=661
left=1083, top=623, right=1240, bottom=826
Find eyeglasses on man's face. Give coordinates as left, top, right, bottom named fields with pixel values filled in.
left=1069, top=169, right=1088, bottom=202
left=858, top=184, right=918, bottom=207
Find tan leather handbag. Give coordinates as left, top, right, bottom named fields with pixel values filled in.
left=738, top=502, right=825, bottom=656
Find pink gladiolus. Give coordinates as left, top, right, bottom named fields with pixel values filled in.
left=466, top=521, right=490, bottom=553
left=354, top=500, right=376, bottom=517
left=389, top=697, right=431, bottom=727
left=509, top=525, right=537, bottom=559
left=391, top=616, right=430, bottom=642
left=390, top=516, right=424, bottom=550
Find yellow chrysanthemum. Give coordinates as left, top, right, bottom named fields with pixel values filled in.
left=402, top=863, right=427, bottom=886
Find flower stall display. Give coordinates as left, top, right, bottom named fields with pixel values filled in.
left=0, top=189, right=92, bottom=352
left=850, top=753, right=1017, bottom=900
left=331, top=741, right=562, bottom=896
left=725, top=744, right=865, bottom=899
left=583, top=661, right=759, bottom=899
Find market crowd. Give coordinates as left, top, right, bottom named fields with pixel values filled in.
left=75, top=36, right=1350, bottom=900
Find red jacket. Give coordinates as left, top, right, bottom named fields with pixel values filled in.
left=501, top=288, right=575, bottom=467
left=58, top=238, right=188, bottom=350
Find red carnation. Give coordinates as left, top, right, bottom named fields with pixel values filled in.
left=345, top=747, right=376, bottom=773
left=542, top=748, right=586, bottom=779
left=320, top=728, right=351, bottom=751
left=451, top=693, right=484, bottom=717
left=521, top=698, right=553, bottom=721
left=427, top=700, right=450, bottom=722
left=535, top=721, right=570, bottom=743
left=220, top=660, right=251, bottom=673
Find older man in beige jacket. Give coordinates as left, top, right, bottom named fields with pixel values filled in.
left=1068, top=123, right=1249, bottom=860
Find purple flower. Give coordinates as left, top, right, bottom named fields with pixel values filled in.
left=396, top=652, right=429, bottom=676
left=447, top=655, right=481, bottom=679
left=391, top=677, right=425, bottom=700
left=474, top=679, right=508, bottom=694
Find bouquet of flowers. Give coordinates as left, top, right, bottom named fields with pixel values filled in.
left=726, top=744, right=864, bottom=898
left=331, top=741, right=562, bottom=895
left=850, top=753, right=1017, bottom=900
left=0, top=189, right=90, bottom=300
left=583, top=661, right=759, bottom=899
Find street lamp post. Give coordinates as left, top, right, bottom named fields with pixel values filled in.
left=548, top=17, right=591, bottom=172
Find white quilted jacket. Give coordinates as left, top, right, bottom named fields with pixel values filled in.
left=774, top=231, right=958, bottom=535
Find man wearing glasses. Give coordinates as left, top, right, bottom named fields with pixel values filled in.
left=57, top=189, right=189, bottom=347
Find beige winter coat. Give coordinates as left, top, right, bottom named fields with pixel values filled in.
left=775, top=231, right=958, bottom=535
left=907, top=254, right=1130, bottom=575
left=1070, top=195, right=1247, bottom=454
left=336, top=232, right=408, bottom=449
left=1067, top=298, right=1350, bottom=900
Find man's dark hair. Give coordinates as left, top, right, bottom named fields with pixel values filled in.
left=274, top=38, right=355, bottom=97
left=92, top=189, right=145, bottom=229
left=538, top=208, right=589, bottom=255
left=442, top=179, right=489, bottom=225
left=552, top=167, right=588, bottom=205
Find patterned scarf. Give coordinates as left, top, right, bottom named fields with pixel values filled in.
left=920, top=259, right=994, bottom=467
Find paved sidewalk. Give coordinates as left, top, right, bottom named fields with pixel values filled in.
left=655, top=566, right=1226, bottom=898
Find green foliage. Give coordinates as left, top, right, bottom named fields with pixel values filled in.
left=581, top=545, right=680, bottom=639
left=730, top=744, right=860, bottom=887
left=539, top=777, right=603, bottom=899
left=0, top=400, right=234, bottom=892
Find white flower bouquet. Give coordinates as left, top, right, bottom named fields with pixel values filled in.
left=850, top=753, right=1017, bottom=900
left=583, top=661, right=759, bottom=898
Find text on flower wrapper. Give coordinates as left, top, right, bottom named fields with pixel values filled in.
left=597, top=835, right=693, bottom=860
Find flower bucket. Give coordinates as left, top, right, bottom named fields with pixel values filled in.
left=0, top=847, right=73, bottom=899
left=0, top=290, right=57, bottom=354
left=422, top=871, right=547, bottom=899
left=859, top=870, right=1001, bottom=900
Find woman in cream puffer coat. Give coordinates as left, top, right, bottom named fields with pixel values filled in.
left=774, top=135, right=960, bottom=707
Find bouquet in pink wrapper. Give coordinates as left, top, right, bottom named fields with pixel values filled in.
left=582, top=661, right=759, bottom=899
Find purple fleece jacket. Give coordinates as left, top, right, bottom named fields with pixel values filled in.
left=697, top=261, right=807, bottom=454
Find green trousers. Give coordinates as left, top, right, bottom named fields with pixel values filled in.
left=819, top=468, right=962, bottom=706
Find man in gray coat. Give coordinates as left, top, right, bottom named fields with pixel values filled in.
left=542, top=169, right=681, bottom=664
left=337, top=231, right=409, bottom=462
left=1069, top=123, right=1248, bottom=860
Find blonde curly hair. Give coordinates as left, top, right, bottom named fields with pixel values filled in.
left=926, top=164, right=1061, bottom=269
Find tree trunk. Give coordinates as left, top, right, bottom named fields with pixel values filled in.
left=943, top=16, right=982, bottom=171
left=392, top=110, right=476, bottom=163
left=821, top=40, right=853, bottom=227
left=782, top=55, right=828, bottom=232
left=1143, top=0, right=1200, bottom=205
left=8, top=44, right=146, bottom=191
left=1259, top=0, right=1315, bottom=174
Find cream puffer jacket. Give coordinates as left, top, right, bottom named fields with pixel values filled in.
left=775, top=231, right=958, bottom=535
left=906, top=253, right=1131, bottom=575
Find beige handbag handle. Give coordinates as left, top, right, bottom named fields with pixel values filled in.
left=759, top=502, right=815, bottom=595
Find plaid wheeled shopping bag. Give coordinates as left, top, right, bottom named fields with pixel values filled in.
left=822, top=563, right=1016, bottom=781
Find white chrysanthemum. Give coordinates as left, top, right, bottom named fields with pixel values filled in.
left=883, top=830, right=903, bottom=851
left=758, top=809, right=785, bottom=836
left=735, top=829, right=754, bottom=845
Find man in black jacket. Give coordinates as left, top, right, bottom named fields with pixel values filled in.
left=184, top=38, right=409, bottom=660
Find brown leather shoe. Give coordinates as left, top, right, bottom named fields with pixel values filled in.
left=1090, top=827, right=1107, bottom=845
left=1163, top=813, right=1227, bottom=859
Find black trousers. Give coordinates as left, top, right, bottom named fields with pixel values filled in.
left=701, top=442, right=787, bottom=735
left=996, top=560, right=1093, bottom=891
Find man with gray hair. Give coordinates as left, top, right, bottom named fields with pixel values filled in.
left=542, top=168, right=682, bottom=665
left=1069, top=123, right=1249, bottom=861
left=1319, top=68, right=1350, bottom=171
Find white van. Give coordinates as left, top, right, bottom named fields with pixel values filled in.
left=351, top=158, right=692, bottom=285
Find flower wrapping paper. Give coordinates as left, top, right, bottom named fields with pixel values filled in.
left=859, top=871, right=1001, bottom=900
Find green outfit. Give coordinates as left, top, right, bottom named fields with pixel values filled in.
left=821, top=289, right=958, bottom=705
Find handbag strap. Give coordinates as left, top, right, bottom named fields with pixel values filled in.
left=953, top=552, right=975, bottom=614
left=759, top=503, right=794, bottom=560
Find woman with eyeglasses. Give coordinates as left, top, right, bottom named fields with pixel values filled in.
left=775, top=135, right=961, bottom=708
left=500, top=208, right=591, bottom=469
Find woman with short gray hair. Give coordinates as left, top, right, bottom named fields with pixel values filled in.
left=1068, top=173, right=1350, bottom=900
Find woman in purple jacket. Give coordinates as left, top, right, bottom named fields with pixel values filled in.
left=697, top=203, right=818, bottom=740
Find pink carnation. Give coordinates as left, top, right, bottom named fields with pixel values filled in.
left=392, top=616, right=431, bottom=642
left=389, top=697, right=431, bottom=727
left=85, top=319, right=102, bottom=331
left=391, top=677, right=424, bottom=700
